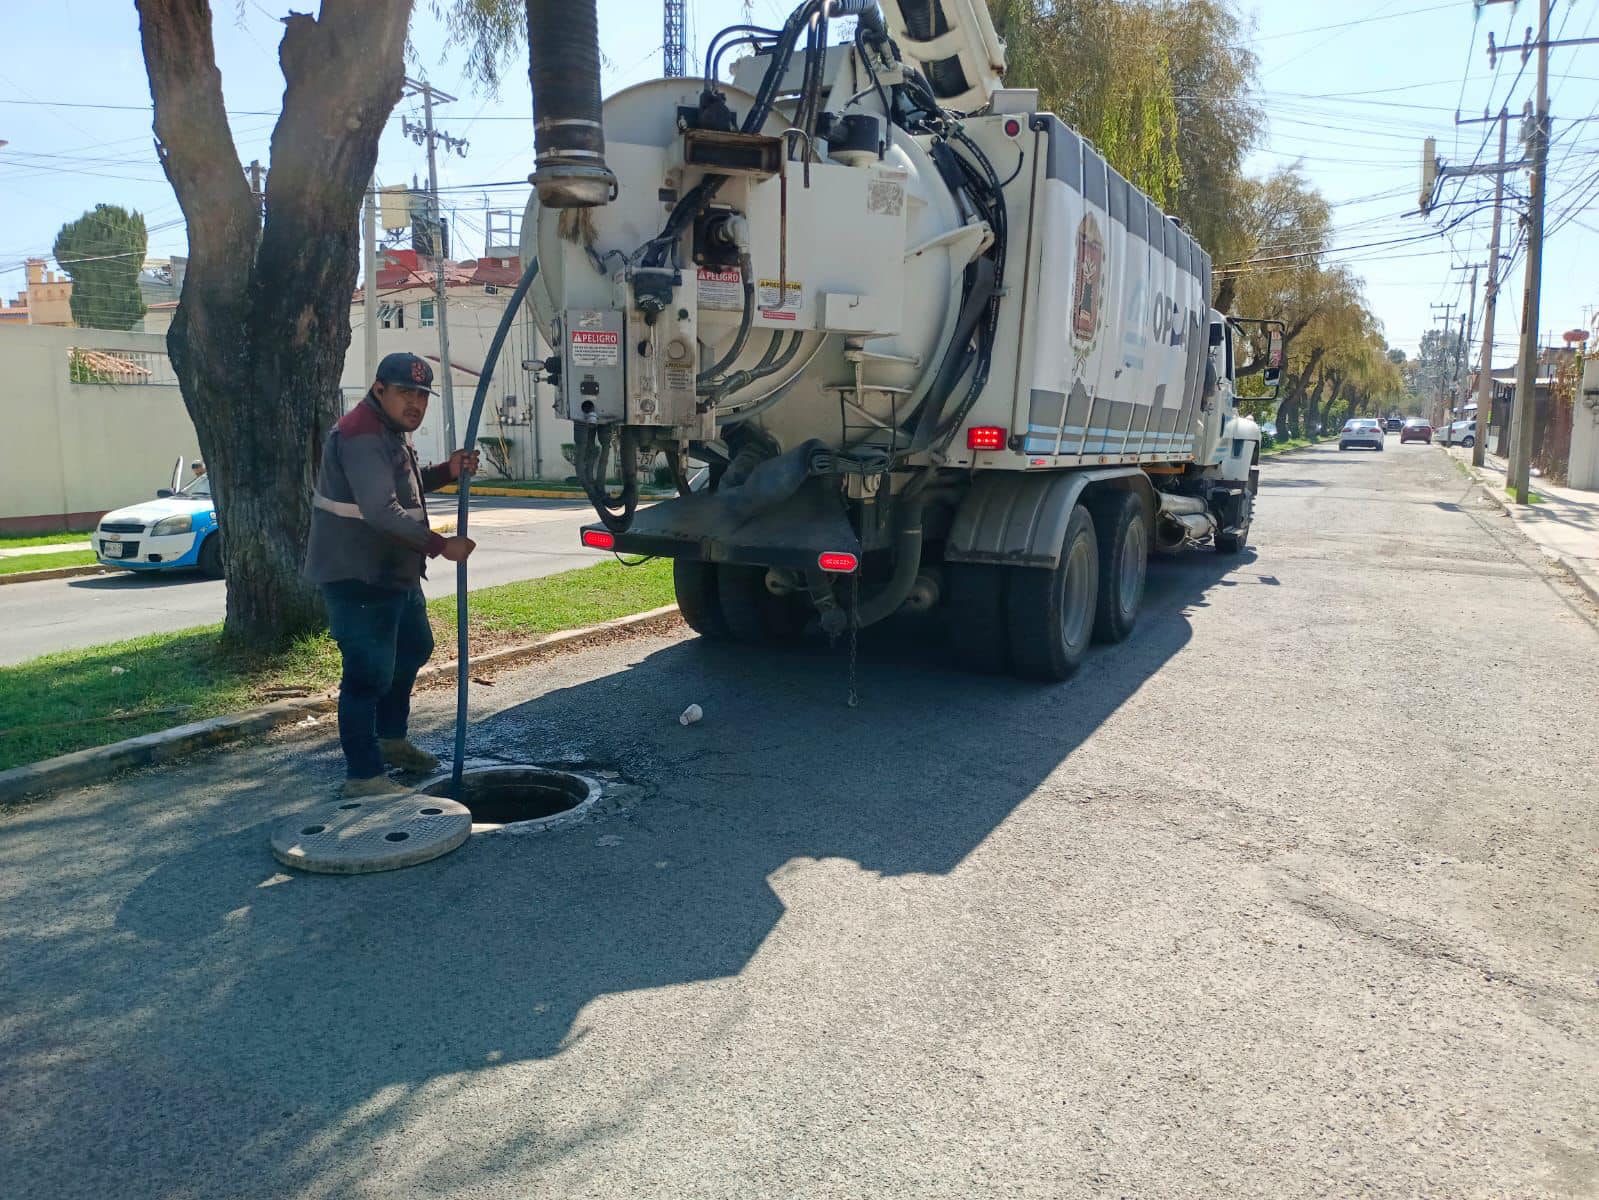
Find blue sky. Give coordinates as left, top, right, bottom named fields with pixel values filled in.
left=3, top=0, right=1596, bottom=360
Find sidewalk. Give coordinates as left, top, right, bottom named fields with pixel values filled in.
left=0, top=540, right=90, bottom=558
left=1448, top=444, right=1599, bottom=604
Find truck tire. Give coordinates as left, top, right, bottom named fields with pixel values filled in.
left=1214, top=492, right=1252, bottom=555
left=717, top=565, right=804, bottom=643
left=198, top=533, right=224, bottom=579
left=674, top=559, right=729, bottom=640
left=1006, top=505, right=1098, bottom=681
left=944, top=563, right=1009, bottom=673
left=1088, top=491, right=1147, bottom=644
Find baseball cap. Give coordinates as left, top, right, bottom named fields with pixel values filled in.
left=375, top=351, right=435, bottom=394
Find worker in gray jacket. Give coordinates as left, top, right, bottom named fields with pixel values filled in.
left=304, top=352, right=477, bottom=798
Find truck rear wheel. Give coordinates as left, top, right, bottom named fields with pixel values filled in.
left=1089, top=491, right=1147, bottom=644
left=674, top=560, right=730, bottom=640
left=944, top=563, right=1010, bottom=673
left=1006, top=505, right=1099, bottom=681
left=717, top=565, right=804, bottom=643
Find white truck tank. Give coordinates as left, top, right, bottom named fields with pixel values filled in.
left=518, top=1, right=1279, bottom=679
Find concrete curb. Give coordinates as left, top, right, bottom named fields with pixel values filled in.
left=0, top=563, right=117, bottom=587
left=0, top=604, right=683, bottom=802
left=437, top=485, right=590, bottom=500
left=435, top=484, right=674, bottom=501
left=1453, top=452, right=1599, bottom=608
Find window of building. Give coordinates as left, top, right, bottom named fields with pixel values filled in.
left=420, top=299, right=436, bottom=328
left=380, top=303, right=405, bottom=329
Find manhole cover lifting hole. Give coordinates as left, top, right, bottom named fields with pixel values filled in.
left=270, top=794, right=471, bottom=874
left=421, top=767, right=599, bottom=828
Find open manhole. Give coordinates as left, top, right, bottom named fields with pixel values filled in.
left=421, top=767, right=600, bottom=829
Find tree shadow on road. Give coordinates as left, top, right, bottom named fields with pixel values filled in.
left=1, top=548, right=1254, bottom=1198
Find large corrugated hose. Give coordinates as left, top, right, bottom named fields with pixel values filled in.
left=451, top=256, right=541, bottom=796
left=525, top=0, right=615, bottom=208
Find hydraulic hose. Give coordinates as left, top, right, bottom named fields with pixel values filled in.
left=451, top=255, right=541, bottom=797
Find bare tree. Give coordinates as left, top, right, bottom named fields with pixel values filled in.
left=137, top=0, right=412, bottom=648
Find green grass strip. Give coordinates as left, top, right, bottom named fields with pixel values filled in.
left=0, top=558, right=675, bottom=772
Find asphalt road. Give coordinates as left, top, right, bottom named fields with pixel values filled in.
left=3, top=443, right=1596, bottom=1199
left=0, top=496, right=601, bottom=665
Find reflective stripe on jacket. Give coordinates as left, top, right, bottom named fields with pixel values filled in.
left=302, top=394, right=452, bottom=590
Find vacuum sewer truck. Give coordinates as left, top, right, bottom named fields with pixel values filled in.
left=521, top=0, right=1285, bottom=679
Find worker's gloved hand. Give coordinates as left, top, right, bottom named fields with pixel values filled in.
left=447, top=449, right=482, bottom=480
left=440, top=536, right=477, bottom=562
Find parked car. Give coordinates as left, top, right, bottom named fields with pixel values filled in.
left=1444, top=418, right=1477, bottom=447
left=1384, top=417, right=1404, bottom=432
left=1339, top=418, right=1385, bottom=451
left=94, top=470, right=222, bottom=577
left=1399, top=419, right=1433, bottom=444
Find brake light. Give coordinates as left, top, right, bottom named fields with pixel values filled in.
left=581, top=529, right=616, bottom=550
left=818, top=551, right=858, bottom=573
left=967, top=425, right=1007, bottom=451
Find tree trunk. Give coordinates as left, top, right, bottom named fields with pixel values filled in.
left=138, top=0, right=411, bottom=650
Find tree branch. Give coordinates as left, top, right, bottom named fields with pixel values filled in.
left=136, top=0, right=255, bottom=280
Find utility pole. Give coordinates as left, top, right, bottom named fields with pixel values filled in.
left=1477, top=0, right=1598, bottom=501
left=1448, top=264, right=1481, bottom=444
left=363, top=178, right=378, bottom=392
left=1508, top=0, right=1551, bottom=504
left=403, top=78, right=467, bottom=452
left=1458, top=109, right=1509, bottom=467
left=1430, top=302, right=1457, bottom=428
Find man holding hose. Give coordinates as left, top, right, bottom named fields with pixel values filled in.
left=304, top=352, right=477, bottom=798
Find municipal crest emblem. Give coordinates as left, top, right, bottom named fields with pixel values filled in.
left=1071, top=213, right=1105, bottom=345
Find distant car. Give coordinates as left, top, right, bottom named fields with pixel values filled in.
left=1339, top=418, right=1385, bottom=451
left=1399, top=419, right=1432, bottom=444
left=1444, top=418, right=1477, bottom=447
left=94, top=472, right=222, bottom=577
left=1384, top=417, right=1403, bottom=432
left=1260, top=420, right=1278, bottom=438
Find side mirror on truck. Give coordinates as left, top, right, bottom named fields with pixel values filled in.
left=1264, top=328, right=1286, bottom=388
left=1227, top=318, right=1290, bottom=400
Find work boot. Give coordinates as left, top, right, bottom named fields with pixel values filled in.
left=341, top=774, right=410, bottom=799
left=379, top=738, right=441, bottom=775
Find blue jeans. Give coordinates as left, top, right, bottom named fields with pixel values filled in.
left=322, top=581, right=435, bottom=779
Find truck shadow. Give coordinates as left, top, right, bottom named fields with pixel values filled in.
left=4, top=548, right=1252, bottom=1197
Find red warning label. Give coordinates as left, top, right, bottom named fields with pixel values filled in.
left=570, top=329, right=620, bottom=367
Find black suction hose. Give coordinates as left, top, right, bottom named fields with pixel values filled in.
left=451, top=255, right=541, bottom=796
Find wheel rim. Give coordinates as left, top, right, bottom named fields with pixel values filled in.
left=1061, top=535, right=1094, bottom=648
left=1120, top=519, right=1147, bottom=617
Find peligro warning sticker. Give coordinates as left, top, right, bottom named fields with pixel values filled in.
left=697, top=267, right=742, bottom=311
left=570, top=329, right=619, bottom=367
left=758, top=277, right=802, bottom=319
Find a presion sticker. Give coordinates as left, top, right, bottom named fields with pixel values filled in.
left=665, top=364, right=694, bottom=393
left=697, top=267, right=742, bottom=312
left=576, top=309, right=606, bottom=329
left=758, top=277, right=802, bottom=319
left=570, top=329, right=620, bottom=367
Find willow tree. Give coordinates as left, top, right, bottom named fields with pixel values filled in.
left=137, top=0, right=412, bottom=648
left=991, top=0, right=1183, bottom=205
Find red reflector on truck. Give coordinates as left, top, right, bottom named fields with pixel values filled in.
left=818, top=551, right=858, bottom=573
left=581, top=529, right=616, bottom=550
left=967, top=426, right=1006, bottom=451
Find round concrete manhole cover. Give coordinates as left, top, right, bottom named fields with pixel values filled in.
left=270, top=794, right=472, bottom=874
